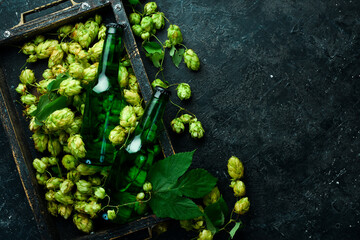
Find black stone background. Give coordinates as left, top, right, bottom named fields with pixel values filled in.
left=1, top=0, right=360, bottom=239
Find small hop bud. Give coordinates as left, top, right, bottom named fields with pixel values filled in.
left=24, top=104, right=37, bottom=116
left=203, top=187, right=220, bottom=206
left=189, top=119, right=205, bottom=139
left=67, top=134, right=86, bottom=159
left=193, top=220, right=204, bottom=230
left=45, top=108, right=75, bottom=132
left=76, top=164, right=101, bottom=176
left=144, top=2, right=158, bottom=15
left=94, top=187, right=106, bottom=200
left=73, top=213, right=93, bottom=233
left=68, top=62, right=85, bottom=79
left=20, top=94, right=37, bottom=105
left=84, top=201, right=101, bottom=218
left=45, top=190, right=56, bottom=201
left=68, top=42, right=82, bottom=55
left=32, top=132, right=49, bottom=153
left=143, top=182, right=152, bottom=192
left=88, top=176, right=102, bottom=186
left=119, top=106, right=137, bottom=131
left=60, top=42, right=69, bottom=53
left=152, top=12, right=165, bottom=30
left=134, top=104, right=144, bottom=119
left=51, top=64, right=67, bottom=77
left=136, top=192, right=145, bottom=201
left=109, top=125, right=127, bottom=146
left=98, top=24, right=106, bottom=40
left=233, top=180, right=246, bottom=197
left=57, top=25, right=73, bottom=38
left=179, top=114, right=194, bottom=124
left=88, top=39, right=104, bottom=62
left=151, top=79, right=168, bottom=89
left=164, top=39, right=172, bottom=48
left=171, top=118, right=185, bottom=134
left=85, top=19, right=100, bottom=41
left=141, top=31, right=151, bottom=41
left=124, top=89, right=141, bottom=105
left=67, top=170, right=81, bottom=183
left=198, top=229, right=213, bottom=240
left=58, top=131, right=69, bottom=145
left=176, top=83, right=191, bottom=100
left=74, top=190, right=88, bottom=201
left=227, top=156, right=244, bottom=180
left=58, top=77, right=82, bottom=97
left=129, top=13, right=141, bottom=25
left=36, top=172, right=49, bottom=185
left=48, top=46, right=64, bottom=68
left=21, top=42, right=36, bottom=55
left=62, top=154, right=78, bottom=170
left=19, top=68, right=36, bottom=85
left=15, top=83, right=27, bottom=95
left=118, top=66, right=129, bottom=88
left=55, top=191, right=74, bottom=205
left=26, top=54, right=38, bottom=63
left=128, top=74, right=139, bottom=93
left=76, top=180, right=92, bottom=194
left=184, top=49, right=200, bottom=71
left=60, top=179, right=74, bottom=194
left=33, top=35, right=46, bottom=45
left=36, top=39, right=59, bottom=59
left=47, top=202, right=59, bottom=217
left=94, top=14, right=102, bottom=25
left=46, top=177, right=64, bottom=190
left=33, top=158, right=47, bottom=173
left=48, top=137, right=62, bottom=156
left=42, top=69, right=55, bottom=80
left=82, top=63, right=98, bottom=85
left=167, top=25, right=183, bottom=46
left=180, top=219, right=193, bottom=231
left=140, top=16, right=154, bottom=33
left=107, top=209, right=116, bottom=220
left=48, top=157, right=59, bottom=166
left=58, top=204, right=73, bottom=220
left=65, top=117, right=82, bottom=135
left=36, top=79, right=53, bottom=95
left=132, top=25, right=142, bottom=37
left=234, top=197, right=250, bottom=215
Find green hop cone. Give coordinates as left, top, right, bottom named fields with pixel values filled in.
left=134, top=104, right=144, bottom=119
left=152, top=12, right=165, bottom=30
left=164, top=39, right=172, bottom=48
left=136, top=192, right=145, bottom=201
left=42, top=69, right=55, bottom=80
left=57, top=24, right=73, bottom=38
left=128, top=74, right=139, bottom=93
left=20, top=94, right=37, bottom=105
left=40, top=157, right=50, bottom=165
left=132, top=25, right=142, bottom=37
left=52, top=64, right=67, bottom=77
left=58, top=204, right=73, bottom=220
left=76, top=180, right=92, bottom=194
left=74, top=201, right=87, bottom=213
left=67, top=54, right=76, bottom=65
left=119, top=105, right=137, bottom=131
left=60, top=42, right=69, bottom=53
left=74, top=191, right=88, bottom=201
left=15, top=83, right=27, bottom=95
left=234, top=197, right=250, bottom=215
left=36, top=172, right=49, bottom=185
left=68, top=42, right=82, bottom=55
left=62, top=154, right=78, bottom=170
left=76, top=163, right=101, bottom=176
left=24, top=104, right=37, bottom=116
left=73, top=93, right=86, bottom=112
left=84, top=201, right=101, bottom=218
left=107, top=209, right=116, bottom=220
left=45, top=190, right=56, bottom=201
left=36, top=79, right=53, bottom=95
left=129, top=13, right=141, bottom=25
left=82, top=63, right=98, bottom=85
left=203, top=186, right=221, bottom=206
left=65, top=117, right=83, bottom=135
left=95, top=14, right=102, bottom=25
left=67, top=134, right=86, bottom=159
left=68, top=62, right=85, bottom=79
left=93, top=187, right=106, bottom=200
left=21, top=42, right=36, bottom=55
left=144, top=2, right=157, bottom=15
left=118, top=66, right=129, bottom=88
left=32, top=131, right=49, bottom=153
left=33, top=35, right=45, bottom=45
left=48, top=46, right=64, bottom=68
left=55, top=191, right=74, bottom=205
left=140, top=16, right=154, bottom=33
left=73, top=213, right=93, bottom=233
left=124, top=89, right=141, bottom=105
left=176, top=83, right=191, bottom=100
left=88, top=176, right=102, bottom=186
left=46, top=177, right=64, bottom=190
left=36, top=39, right=59, bottom=59
left=143, top=182, right=152, bottom=192
left=48, top=137, right=62, bottom=156
left=141, top=31, right=151, bottom=41
left=84, top=18, right=99, bottom=42
left=98, top=24, right=106, bottom=40
left=29, top=117, right=41, bottom=132
left=233, top=180, right=246, bottom=197
left=47, top=201, right=59, bottom=217
left=58, top=131, right=69, bottom=145
left=33, top=158, right=47, bottom=173
left=180, top=219, right=193, bottom=231
left=67, top=170, right=81, bottom=183
left=44, top=108, right=75, bottom=132
left=227, top=156, right=244, bottom=180
left=26, top=54, right=38, bottom=63
left=75, top=49, right=89, bottom=64
left=184, top=49, right=200, bottom=71
left=88, top=39, right=104, bottom=62
left=171, top=118, right=185, bottom=134
left=19, top=68, right=36, bottom=85
left=151, top=79, right=168, bottom=89
left=167, top=25, right=183, bottom=46
left=179, top=114, right=193, bottom=124
left=109, top=125, right=127, bottom=146
left=48, top=157, right=59, bottom=166
left=189, top=119, right=205, bottom=139
left=198, top=229, right=213, bottom=240
left=60, top=179, right=74, bottom=194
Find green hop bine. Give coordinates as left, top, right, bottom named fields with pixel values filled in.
left=106, top=87, right=170, bottom=194
left=80, top=23, right=127, bottom=165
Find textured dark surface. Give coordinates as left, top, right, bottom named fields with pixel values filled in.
left=1, top=0, right=360, bottom=239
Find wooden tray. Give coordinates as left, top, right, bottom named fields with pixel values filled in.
left=0, top=0, right=174, bottom=239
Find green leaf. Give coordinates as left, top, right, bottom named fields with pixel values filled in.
left=146, top=51, right=164, bottom=68
left=175, top=169, right=217, bottom=198
left=143, top=41, right=163, bottom=54
left=169, top=45, right=176, bottom=57
left=172, top=48, right=185, bottom=68
left=30, top=93, right=68, bottom=124
left=204, top=196, right=229, bottom=234
left=128, top=0, right=140, bottom=5
left=229, top=222, right=242, bottom=239
left=47, top=73, right=70, bottom=91
left=149, top=191, right=203, bottom=220
left=148, top=150, right=195, bottom=192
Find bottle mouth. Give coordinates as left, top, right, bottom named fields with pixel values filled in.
left=106, top=23, right=125, bottom=34
left=154, top=86, right=171, bottom=99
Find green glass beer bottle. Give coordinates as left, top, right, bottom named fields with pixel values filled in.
left=80, top=23, right=126, bottom=165
left=106, top=86, right=170, bottom=193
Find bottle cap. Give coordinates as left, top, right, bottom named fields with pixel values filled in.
left=154, top=86, right=171, bottom=99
